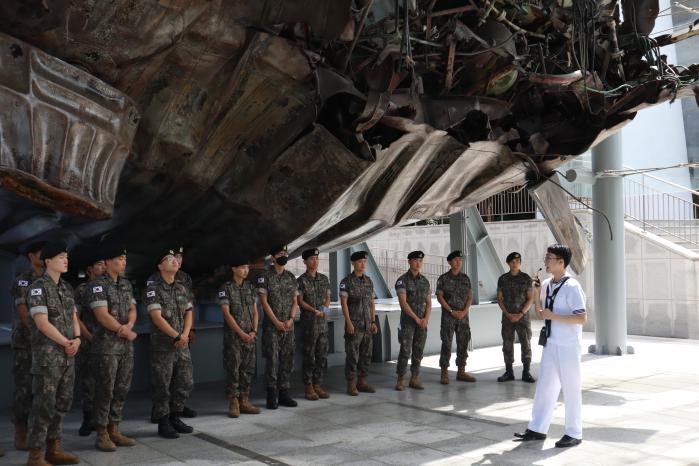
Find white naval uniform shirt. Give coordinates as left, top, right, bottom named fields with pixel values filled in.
left=539, top=274, right=587, bottom=346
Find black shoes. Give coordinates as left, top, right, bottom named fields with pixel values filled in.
left=278, top=390, right=298, bottom=407
left=497, top=370, right=515, bottom=382
left=78, top=411, right=93, bottom=436
left=181, top=405, right=197, bottom=418
left=555, top=435, right=582, bottom=448
left=267, top=389, right=278, bottom=410
left=158, top=416, right=179, bottom=439
left=521, top=371, right=536, bottom=383
left=514, top=429, right=547, bottom=441
left=169, top=413, right=194, bottom=434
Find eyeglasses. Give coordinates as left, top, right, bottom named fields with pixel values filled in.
left=543, top=255, right=561, bottom=262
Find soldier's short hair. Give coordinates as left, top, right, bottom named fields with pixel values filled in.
left=547, top=244, right=571, bottom=267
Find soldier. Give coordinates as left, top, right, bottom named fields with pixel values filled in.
left=219, top=258, right=261, bottom=418
left=340, top=251, right=378, bottom=396
left=10, top=241, right=45, bottom=451
left=257, top=246, right=299, bottom=409
left=436, top=251, right=476, bottom=384
left=25, top=240, right=80, bottom=466
left=496, top=252, right=535, bottom=383
left=395, top=251, right=432, bottom=391
left=87, top=245, right=138, bottom=452
left=75, top=252, right=107, bottom=436
left=297, top=248, right=331, bottom=401
left=144, top=249, right=195, bottom=439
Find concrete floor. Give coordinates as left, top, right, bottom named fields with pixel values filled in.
left=2, top=332, right=699, bottom=466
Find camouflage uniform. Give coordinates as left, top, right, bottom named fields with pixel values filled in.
left=257, top=269, right=298, bottom=390
left=147, top=269, right=194, bottom=301
left=340, top=272, right=375, bottom=380
left=75, top=282, right=98, bottom=412
left=86, top=274, right=136, bottom=428
left=497, top=272, right=533, bottom=366
left=219, top=280, right=257, bottom=398
left=10, top=269, right=42, bottom=426
left=436, top=271, right=472, bottom=368
left=297, top=272, right=330, bottom=385
left=395, top=272, right=431, bottom=376
left=144, top=275, right=194, bottom=419
left=26, top=275, right=76, bottom=449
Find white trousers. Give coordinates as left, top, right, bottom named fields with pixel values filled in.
left=528, top=342, right=582, bottom=439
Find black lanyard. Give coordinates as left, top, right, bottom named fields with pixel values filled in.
left=544, top=277, right=569, bottom=337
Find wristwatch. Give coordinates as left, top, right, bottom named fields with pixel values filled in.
left=173, top=334, right=181, bottom=342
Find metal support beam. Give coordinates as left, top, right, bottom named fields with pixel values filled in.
left=590, top=133, right=633, bottom=355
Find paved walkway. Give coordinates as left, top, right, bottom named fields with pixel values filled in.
left=2, top=332, right=699, bottom=465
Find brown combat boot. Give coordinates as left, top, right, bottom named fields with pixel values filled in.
left=357, top=376, right=376, bottom=393
left=26, top=448, right=50, bottom=466
left=228, top=397, right=240, bottom=418
left=95, top=426, right=116, bottom=452
left=15, top=423, right=28, bottom=450
left=457, top=366, right=477, bottom=382
left=395, top=375, right=405, bottom=391
left=313, top=383, right=330, bottom=399
left=305, top=383, right=319, bottom=400
left=107, top=422, right=136, bottom=447
left=347, top=378, right=358, bottom=396
left=238, top=394, right=260, bottom=414
left=45, top=438, right=79, bottom=465
left=440, top=367, right=449, bottom=385
left=409, top=373, right=424, bottom=390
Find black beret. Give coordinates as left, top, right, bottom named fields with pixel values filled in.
left=156, top=248, right=177, bottom=267
left=350, top=251, right=368, bottom=261
left=269, top=245, right=287, bottom=256
left=40, top=240, right=68, bottom=261
left=407, top=250, right=424, bottom=260
left=231, top=257, right=249, bottom=267
left=506, top=251, right=522, bottom=263
left=86, top=246, right=105, bottom=267
left=447, top=250, right=463, bottom=261
left=302, top=248, right=320, bottom=260
left=101, top=244, right=127, bottom=261
left=22, top=241, right=46, bottom=256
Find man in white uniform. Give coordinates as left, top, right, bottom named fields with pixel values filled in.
left=514, top=244, right=586, bottom=448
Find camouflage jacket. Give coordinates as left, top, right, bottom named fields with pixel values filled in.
left=10, top=269, right=42, bottom=349
left=144, top=274, right=193, bottom=352
left=74, top=282, right=99, bottom=343
left=436, top=271, right=472, bottom=312
left=297, top=271, right=331, bottom=331
left=86, top=274, right=136, bottom=355
left=219, top=279, right=256, bottom=334
left=256, top=269, right=298, bottom=326
left=146, top=269, right=194, bottom=301
left=395, top=271, right=431, bottom=323
left=497, top=271, right=533, bottom=319
left=339, top=272, right=374, bottom=329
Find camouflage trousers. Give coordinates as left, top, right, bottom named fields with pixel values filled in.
left=501, top=318, right=532, bottom=365
left=28, top=364, right=75, bottom=449
left=92, top=350, right=134, bottom=427
left=77, top=343, right=94, bottom=412
left=12, top=347, right=32, bottom=425
left=151, top=348, right=194, bottom=419
left=344, top=323, right=372, bottom=380
left=396, top=322, right=427, bottom=376
left=301, top=321, right=328, bottom=385
left=223, top=336, right=256, bottom=398
left=439, top=312, right=471, bottom=368
left=262, top=326, right=295, bottom=391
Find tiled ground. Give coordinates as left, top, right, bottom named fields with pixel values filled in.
left=2, top=332, right=699, bottom=465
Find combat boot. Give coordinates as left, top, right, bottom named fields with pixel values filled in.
left=347, top=378, right=358, bottom=396
left=15, top=423, right=28, bottom=450
left=440, top=367, right=449, bottom=385
left=26, top=448, right=50, bottom=466
left=313, top=383, right=330, bottom=399
left=78, top=410, right=93, bottom=436
left=45, top=438, right=79, bottom=465
left=497, top=364, right=515, bottom=382
left=395, top=375, right=405, bottom=391
left=95, top=426, right=117, bottom=452
left=107, top=422, right=136, bottom=446
left=266, top=388, right=278, bottom=409
left=305, top=383, right=319, bottom=401
left=356, top=376, right=375, bottom=393
left=521, top=364, right=536, bottom=383
left=409, top=373, right=424, bottom=390
left=157, top=416, right=179, bottom=439
left=170, top=413, right=193, bottom=434
left=181, top=405, right=197, bottom=418
left=457, top=365, right=477, bottom=382
left=228, top=397, right=240, bottom=418
left=278, top=390, right=298, bottom=407
left=238, top=394, right=260, bottom=414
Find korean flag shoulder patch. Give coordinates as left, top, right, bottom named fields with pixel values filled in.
left=218, top=290, right=226, bottom=297
left=257, top=277, right=265, bottom=284
left=92, top=285, right=103, bottom=293
left=146, top=290, right=156, bottom=298
left=396, top=280, right=403, bottom=286
left=18, top=280, right=29, bottom=287
left=339, top=282, right=346, bottom=289
left=30, top=288, right=42, bottom=296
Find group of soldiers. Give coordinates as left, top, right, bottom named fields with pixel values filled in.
left=8, top=240, right=537, bottom=466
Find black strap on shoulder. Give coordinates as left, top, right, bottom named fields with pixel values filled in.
left=543, top=277, right=570, bottom=337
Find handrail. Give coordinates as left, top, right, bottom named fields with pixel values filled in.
left=623, top=164, right=699, bottom=197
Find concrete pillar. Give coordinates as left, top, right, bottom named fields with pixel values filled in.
left=449, top=211, right=478, bottom=304
left=590, top=132, right=633, bottom=355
